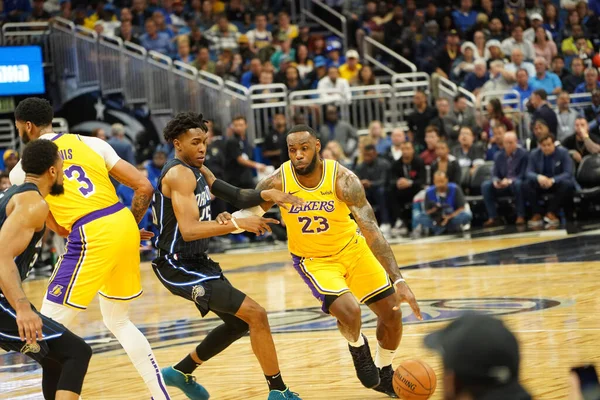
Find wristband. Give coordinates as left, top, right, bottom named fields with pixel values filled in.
left=231, top=217, right=241, bottom=230
left=394, top=278, right=406, bottom=285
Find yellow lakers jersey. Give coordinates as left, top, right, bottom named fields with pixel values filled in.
left=280, top=159, right=357, bottom=258
left=45, top=134, right=119, bottom=231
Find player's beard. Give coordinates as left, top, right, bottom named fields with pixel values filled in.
left=20, top=129, right=31, bottom=144
left=50, top=179, right=64, bottom=196
left=294, top=152, right=318, bottom=176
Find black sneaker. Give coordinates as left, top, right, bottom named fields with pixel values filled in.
left=348, top=334, right=380, bottom=388
left=373, top=365, right=398, bottom=397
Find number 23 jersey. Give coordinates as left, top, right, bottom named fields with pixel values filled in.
left=280, top=159, right=357, bottom=258
left=10, top=133, right=121, bottom=232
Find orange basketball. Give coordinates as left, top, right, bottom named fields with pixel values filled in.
left=393, top=359, right=437, bottom=400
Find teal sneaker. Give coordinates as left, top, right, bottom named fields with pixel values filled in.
left=267, top=387, right=302, bottom=400
left=161, top=366, right=210, bottom=400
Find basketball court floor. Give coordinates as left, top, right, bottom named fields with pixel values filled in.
left=2, top=225, right=600, bottom=399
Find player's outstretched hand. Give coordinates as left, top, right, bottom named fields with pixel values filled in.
left=16, top=304, right=43, bottom=344
left=261, top=189, right=305, bottom=210
left=140, top=229, right=155, bottom=241
left=237, top=216, right=279, bottom=235
left=393, top=281, right=422, bottom=320
left=216, top=212, right=233, bottom=225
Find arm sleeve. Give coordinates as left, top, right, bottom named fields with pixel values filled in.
left=80, top=136, right=122, bottom=170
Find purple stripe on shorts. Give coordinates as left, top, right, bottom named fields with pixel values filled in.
left=50, top=133, right=63, bottom=141
left=291, top=254, right=327, bottom=312
left=46, top=228, right=83, bottom=305
left=72, top=202, right=125, bottom=231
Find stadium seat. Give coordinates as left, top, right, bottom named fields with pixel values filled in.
left=575, top=154, right=600, bottom=201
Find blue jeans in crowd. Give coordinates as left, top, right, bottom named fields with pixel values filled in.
left=481, top=179, right=525, bottom=219
left=365, top=186, right=390, bottom=225
left=413, top=211, right=472, bottom=235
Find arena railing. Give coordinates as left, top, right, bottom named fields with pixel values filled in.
left=224, top=81, right=256, bottom=143
left=299, top=0, right=348, bottom=51
left=362, top=36, right=416, bottom=77
left=1, top=22, right=52, bottom=68
left=391, top=72, right=430, bottom=122
left=0, top=120, right=18, bottom=151
left=288, top=88, right=350, bottom=128
left=348, top=84, right=395, bottom=131
left=98, top=35, right=125, bottom=96
left=122, top=41, right=149, bottom=105
left=249, top=84, right=288, bottom=143
left=146, top=51, right=174, bottom=116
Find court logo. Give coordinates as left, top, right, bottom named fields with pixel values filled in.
left=191, top=284, right=206, bottom=303
left=20, top=342, right=40, bottom=354
left=49, top=284, right=63, bottom=297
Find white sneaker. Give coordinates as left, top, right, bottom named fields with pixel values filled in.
left=379, top=223, right=391, bottom=235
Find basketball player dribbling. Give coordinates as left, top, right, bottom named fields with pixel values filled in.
left=238, top=125, right=422, bottom=397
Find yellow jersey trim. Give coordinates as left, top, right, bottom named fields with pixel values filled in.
left=290, top=159, right=328, bottom=192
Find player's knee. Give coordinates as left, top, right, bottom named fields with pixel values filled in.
left=245, top=303, right=269, bottom=327
left=335, top=301, right=362, bottom=329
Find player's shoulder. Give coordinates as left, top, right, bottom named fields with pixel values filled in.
left=256, top=165, right=283, bottom=190
left=335, top=163, right=363, bottom=204
left=163, top=163, right=196, bottom=188
left=11, top=189, right=48, bottom=218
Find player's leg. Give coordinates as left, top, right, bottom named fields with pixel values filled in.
left=291, top=253, right=380, bottom=389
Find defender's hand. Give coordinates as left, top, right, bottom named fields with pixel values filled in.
left=140, top=229, right=154, bottom=241
left=393, top=281, right=422, bottom=320
left=216, top=212, right=233, bottom=225
left=237, top=216, right=280, bottom=235
left=16, top=304, right=43, bottom=344
left=261, top=189, right=305, bottom=210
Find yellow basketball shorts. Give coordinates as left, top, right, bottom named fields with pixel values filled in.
left=291, top=234, right=394, bottom=313
left=46, top=203, right=143, bottom=309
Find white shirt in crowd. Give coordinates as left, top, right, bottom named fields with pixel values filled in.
left=317, top=76, right=352, bottom=104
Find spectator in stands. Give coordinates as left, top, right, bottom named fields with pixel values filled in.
left=488, top=17, right=507, bottom=42
left=131, top=0, right=152, bottom=28
left=417, top=20, right=443, bottom=74
left=355, top=144, right=391, bottom=231
left=367, top=120, right=391, bottom=155
left=152, top=10, right=174, bottom=38
left=574, top=67, right=600, bottom=95
left=351, top=65, right=375, bottom=86
left=325, top=41, right=344, bottom=69
left=4, top=0, right=31, bottom=22
left=271, top=39, right=295, bottom=71
left=188, top=26, right=211, bottom=54
left=434, top=30, right=461, bottom=80
left=525, top=134, right=575, bottom=227
left=462, top=59, right=489, bottom=95
left=282, top=66, right=305, bottom=91
left=258, top=68, right=273, bottom=86
left=452, top=0, right=478, bottom=35
left=483, top=98, right=515, bottom=137
left=95, top=4, right=121, bottom=37
left=225, top=0, right=244, bottom=23
left=543, top=3, right=562, bottom=42
left=206, top=14, right=240, bottom=54
left=529, top=57, right=562, bottom=95
left=432, top=97, right=457, bottom=142
left=420, top=126, right=441, bottom=166
left=561, top=25, right=593, bottom=56
left=505, top=68, right=533, bottom=109
left=240, top=57, right=262, bottom=88
left=504, top=48, right=536, bottom=79
left=339, top=50, right=362, bottom=82
left=556, top=91, right=579, bottom=141
left=562, top=57, right=585, bottom=92
left=562, top=9, right=582, bottom=37
left=484, top=40, right=509, bottom=65
left=192, top=46, right=216, bottom=74
left=169, top=0, right=186, bottom=33
left=383, top=128, right=405, bottom=163
left=562, top=116, right=600, bottom=166
left=197, top=0, right=216, bottom=31
left=225, top=116, right=266, bottom=190
left=415, top=170, right=472, bottom=234
left=263, top=113, right=287, bottom=168
left=482, top=130, right=528, bottom=226
left=525, top=13, right=552, bottom=43
left=274, top=11, right=298, bottom=42
left=175, top=35, right=194, bottom=63
left=319, top=105, right=357, bottom=156
left=574, top=36, right=595, bottom=67
left=91, top=128, right=106, bottom=141
left=383, top=4, right=405, bottom=56
left=473, top=30, right=487, bottom=60
left=237, top=35, right=254, bottom=66
left=246, top=13, right=272, bottom=52
left=145, top=148, right=168, bottom=189
left=108, top=123, right=136, bottom=165
left=450, top=94, right=478, bottom=135
left=584, top=90, right=600, bottom=134
left=140, top=19, right=172, bottom=55
left=2, top=150, right=19, bottom=174
left=481, top=60, right=513, bottom=93
left=204, top=121, right=227, bottom=184
left=551, top=56, right=569, bottom=81
left=308, top=34, right=326, bottom=58
left=502, top=25, right=536, bottom=62
left=533, top=26, right=558, bottom=66
left=451, top=42, right=477, bottom=83
left=424, top=313, right=531, bottom=400
left=28, top=0, right=50, bottom=21
left=529, top=88, right=559, bottom=136
left=291, top=25, right=310, bottom=51
left=292, top=45, right=313, bottom=81
left=117, top=20, right=140, bottom=45
left=484, top=124, right=507, bottom=161
left=322, top=141, right=352, bottom=168
left=431, top=141, right=461, bottom=184
left=389, top=141, right=426, bottom=230
left=0, top=172, right=10, bottom=191
left=407, top=90, right=437, bottom=152
left=317, top=66, right=352, bottom=104
left=452, top=126, right=485, bottom=171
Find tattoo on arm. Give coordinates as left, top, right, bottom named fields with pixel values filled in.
left=255, top=168, right=282, bottom=210
left=338, top=169, right=402, bottom=281
left=130, top=193, right=151, bottom=225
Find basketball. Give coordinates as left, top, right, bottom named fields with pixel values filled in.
left=393, top=360, right=437, bottom=399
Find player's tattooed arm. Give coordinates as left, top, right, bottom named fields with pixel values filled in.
left=336, top=167, right=403, bottom=282
left=255, top=168, right=285, bottom=211
left=109, top=160, right=154, bottom=224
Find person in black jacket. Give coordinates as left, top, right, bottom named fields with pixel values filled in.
left=561, top=116, right=600, bottom=168
left=431, top=141, right=462, bottom=184
left=355, top=144, right=391, bottom=229
left=528, top=89, right=558, bottom=136
left=406, top=90, right=438, bottom=152
left=388, top=141, right=426, bottom=230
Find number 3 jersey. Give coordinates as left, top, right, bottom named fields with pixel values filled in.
left=10, top=133, right=121, bottom=232
left=279, top=159, right=358, bottom=258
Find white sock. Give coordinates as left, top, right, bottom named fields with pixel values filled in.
left=99, top=297, right=171, bottom=400
left=348, top=333, right=365, bottom=347
left=375, top=342, right=397, bottom=368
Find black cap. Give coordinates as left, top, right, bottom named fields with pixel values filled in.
left=424, top=313, right=531, bottom=399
